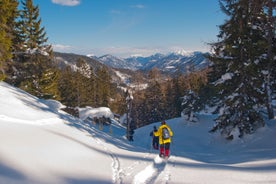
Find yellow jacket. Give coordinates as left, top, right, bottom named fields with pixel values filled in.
left=156, top=124, right=173, bottom=144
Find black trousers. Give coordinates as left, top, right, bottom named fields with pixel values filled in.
left=160, top=142, right=170, bottom=149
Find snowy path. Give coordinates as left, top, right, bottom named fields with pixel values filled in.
left=90, top=134, right=155, bottom=184
left=133, top=156, right=170, bottom=184
left=90, top=134, right=123, bottom=184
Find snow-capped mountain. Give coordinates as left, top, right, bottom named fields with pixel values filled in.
left=95, top=51, right=210, bottom=74
left=125, top=53, right=166, bottom=71
left=98, top=54, right=140, bottom=71
left=54, top=52, right=104, bottom=70
left=149, top=51, right=209, bottom=74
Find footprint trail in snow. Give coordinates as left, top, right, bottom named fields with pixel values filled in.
left=133, top=156, right=170, bottom=184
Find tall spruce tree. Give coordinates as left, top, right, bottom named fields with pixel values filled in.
left=39, top=67, right=60, bottom=100
left=6, top=0, right=58, bottom=99
left=58, top=66, right=78, bottom=108
left=145, top=80, right=164, bottom=123
left=181, top=70, right=209, bottom=122
left=0, top=0, right=18, bottom=80
left=75, top=58, right=94, bottom=107
left=181, top=90, right=199, bottom=122
left=164, top=79, right=178, bottom=119
left=209, top=0, right=266, bottom=139
left=262, top=0, right=275, bottom=119
left=18, top=0, right=49, bottom=53
left=95, top=67, right=111, bottom=107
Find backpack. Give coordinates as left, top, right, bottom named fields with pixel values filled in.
left=162, top=127, right=170, bottom=140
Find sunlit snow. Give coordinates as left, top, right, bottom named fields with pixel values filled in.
left=0, top=81, right=276, bottom=184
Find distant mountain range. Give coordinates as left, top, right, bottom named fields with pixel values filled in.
left=93, top=51, right=210, bottom=74
left=53, top=51, right=211, bottom=88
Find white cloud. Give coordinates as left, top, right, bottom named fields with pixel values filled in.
left=52, top=44, right=73, bottom=52
left=51, top=0, right=81, bottom=6
left=90, top=46, right=167, bottom=58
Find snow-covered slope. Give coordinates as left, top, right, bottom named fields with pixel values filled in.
left=0, top=81, right=276, bottom=184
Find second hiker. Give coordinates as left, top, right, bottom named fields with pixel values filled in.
left=150, top=126, right=159, bottom=150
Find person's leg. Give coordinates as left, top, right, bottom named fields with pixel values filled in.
left=165, top=143, right=170, bottom=157
left=159, top=144, right=164, bottom=157
left=154, top=138, right=158, bottom=149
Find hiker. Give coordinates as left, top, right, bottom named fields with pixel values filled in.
left=150, top=126, right=159, bottom=150
left=129, top=129, right=134, bottom=141
left=128, top=121, right=135, bottom=141
left=157, top=121, right=173, bottom=158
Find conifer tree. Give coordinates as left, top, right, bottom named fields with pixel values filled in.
left=95, top=67, right=111, bottom=107
left=181, top=90, right=198, bottom=122
left=5, top=0, right=58, bottom=99
left=171, top=75, right=186, bottom=116
left=262, top=0, right=275, bottom=119
left=181, top=70, right=208, bottom=122
left=39, top=67, right=60, bottom=100
left=164, top=79, right=177, bottom=118
left=18, top=0, right=50, bottom=53
left=15, top=54, right=57, bottom=98
left=145, top=80, right=163, bottom=123
left=0, top=0, right=18, bottom=80
left=74, top=58, right=96, bottom=107
left=209, top=0, right=266, bottom=139
left=58, top=66, right=78, bottom=108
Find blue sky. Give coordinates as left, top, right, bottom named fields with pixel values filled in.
left=33, top=0, right=225, bottom=58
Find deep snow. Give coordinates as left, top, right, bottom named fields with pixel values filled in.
left=0, top=81, right=276, bottom=184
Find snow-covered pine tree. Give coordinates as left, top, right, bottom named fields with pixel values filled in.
left=181, top=90, right=199, bottom=122
left=262, top=0, right=275, bottom=120
left=74, top=58, right=92, bottom=107
left=208, top=0, right=267, bottom=139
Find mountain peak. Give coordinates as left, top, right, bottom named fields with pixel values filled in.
left=172, top=49, right=193, bottom=56
left=95, top=51, right=209, bottom=73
